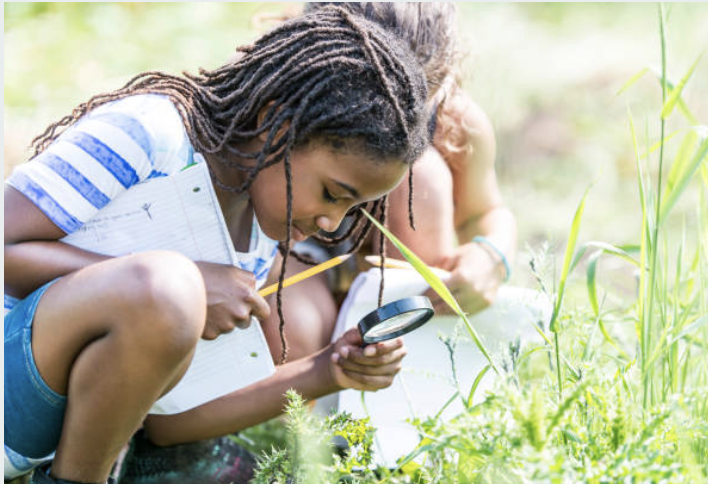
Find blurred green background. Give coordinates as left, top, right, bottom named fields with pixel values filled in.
left=4, top=2, right=708, bottom=286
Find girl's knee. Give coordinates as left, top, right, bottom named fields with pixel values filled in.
left=113, top=251, right=206, bottom=354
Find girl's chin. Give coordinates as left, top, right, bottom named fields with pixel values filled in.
left=260, top=223, right=307, bottom=244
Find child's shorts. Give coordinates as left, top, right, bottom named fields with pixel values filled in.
left=4, top=280, right=66, bottom=475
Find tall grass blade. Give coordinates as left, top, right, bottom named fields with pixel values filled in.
left=661, top=51, right=704, bottom=119
left=467, top=364, right=492, bottom=407
left=616, top=67, right=649, bottom=97
left=665, top=128, right=700, bottom=194
left=659, top=135, right=708, bottom=223
left=569, top=240, right=641, bottom=274
left=548, top=186, right=590, bottom=400
left=643, top=2, right=668, bottom=408
left=361, top=209, right=500, bottom=374
left=585, top=250, right=629, bottom=358
left=649, top=65, right=700, bottom=125
left=586, top=250, right=602, bottom=316
left=669, top=315, right=708, bottom=346
left=549, top=185, right=591, bottom=332
left=639, top=127, right=692, bottom=160
left=629, top=111, right=651, bottom=382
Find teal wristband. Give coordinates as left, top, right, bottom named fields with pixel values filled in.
left=473, top=236, right=511, bottom=282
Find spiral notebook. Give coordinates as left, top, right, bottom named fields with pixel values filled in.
left=62, top=162, right=275, bottom=414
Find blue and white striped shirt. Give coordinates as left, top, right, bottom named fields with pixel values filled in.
left=4, top=94, right=278, bottom=313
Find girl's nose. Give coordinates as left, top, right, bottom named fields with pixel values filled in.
left=315, top=215, right=336, bottom=233
left=316, top=210, right=347, bottom=233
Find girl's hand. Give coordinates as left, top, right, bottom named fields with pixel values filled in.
left=426, top=241, right=505, bottom=316
left=329, top=328, right=407, bottom=391
left=195, top=261, right=271, bottom=340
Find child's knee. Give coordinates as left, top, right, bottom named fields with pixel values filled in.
left=113, top=251, right=206, bottom=355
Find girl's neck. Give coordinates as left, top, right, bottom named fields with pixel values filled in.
left=202, top=150, right=255, bottom=253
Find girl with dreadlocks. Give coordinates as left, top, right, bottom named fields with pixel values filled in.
left=4, top=7, right=428, bottom=484
left=261, top=2, right=518, bottom=362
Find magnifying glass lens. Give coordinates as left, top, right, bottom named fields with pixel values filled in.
left=363, top=310, right=428, bottom=338
left=358, top=296, right=434, bottom=344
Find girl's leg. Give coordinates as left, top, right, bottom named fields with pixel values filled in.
left=29, top=251, right=206, bottom=483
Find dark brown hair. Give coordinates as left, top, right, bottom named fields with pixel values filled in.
left=30, top=6, right=429, bottom=362
left=305, top=2, right=460, bottom=99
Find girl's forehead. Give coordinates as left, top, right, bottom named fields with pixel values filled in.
left=302, top=146, right=407, bottom=200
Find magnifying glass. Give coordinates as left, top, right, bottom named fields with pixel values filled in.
left=358, top=296, right=435, bottom=344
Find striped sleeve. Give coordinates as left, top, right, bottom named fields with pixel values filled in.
left=7, top=103, right=157, bottom=234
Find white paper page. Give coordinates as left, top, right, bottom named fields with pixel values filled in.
left=62, top=163, right=275, bottom=415
left=149, top=317, right=275, bottom=414
left=62, top=164, right=235, bottom=263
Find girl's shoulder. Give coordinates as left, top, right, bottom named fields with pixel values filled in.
left=87, top=94, right=195, bottom=175
left=440, top=89, right=493, bottom=136
left=5, top=94, right=197, bottom=235
left=434, top=88, right=495, bottom=166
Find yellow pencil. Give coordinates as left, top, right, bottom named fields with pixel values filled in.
left=258, top=253, right=352, bottom=297
left=365, top=255, right=451, bottom=278
left=364, top=255, right=412, bottom=270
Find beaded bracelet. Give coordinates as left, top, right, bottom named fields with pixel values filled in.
left=473, top=235, right=511, bottom=283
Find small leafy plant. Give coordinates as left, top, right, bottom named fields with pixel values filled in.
left=250, top=391, right=386, bottom=484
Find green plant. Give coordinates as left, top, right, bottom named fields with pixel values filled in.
left=251, top=391, right=400, bottom=484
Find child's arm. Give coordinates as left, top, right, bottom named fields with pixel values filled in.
left=5, top=186, right=269, bottom=337
left=4, top=186, right=109, bottom=298
left=434, top=92, right=517, bottom=314
left=438, top=92, right=516, bottom=255
left=142, top=328, right=406, bottom=445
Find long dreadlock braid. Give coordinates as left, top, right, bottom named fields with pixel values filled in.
left=29, top=6, right=429, bottom=363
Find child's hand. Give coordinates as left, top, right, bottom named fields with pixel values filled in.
left=195, top=261, right=271, bottom=340
left=426, top=242, right=504, bottom=316
left=329, top=328, right=407, bottom=391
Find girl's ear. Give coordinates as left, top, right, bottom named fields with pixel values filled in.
left=257, top=102, right=290, bottom=143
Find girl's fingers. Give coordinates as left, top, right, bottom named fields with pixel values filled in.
left=341, top=327, right=365, bottom=346
left=334, top=355, right=403, bottom=376
left=245, top=289, right=271, bottom=320
left=338, top=339, right=406, bottom=366
left=340, top=370, right=396, bottom=391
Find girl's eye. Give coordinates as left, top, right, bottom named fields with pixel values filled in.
left=346, top=203, right=364, bottom=216
left=323, top=187, right=338, bottom=204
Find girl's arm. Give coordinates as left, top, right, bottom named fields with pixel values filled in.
left=4, top=185, right=109, bottom=298
left=5, top=185, right=269, bottom=337
left=143, top=328, right=406, bottom=445
left=432, top=91, right=517, bottom=314
left=438, top=91, right=517, bottom=257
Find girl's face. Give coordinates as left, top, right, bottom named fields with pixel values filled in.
left=249, top=143, right=408, bottom=242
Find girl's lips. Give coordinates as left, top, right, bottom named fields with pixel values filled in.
left=291, top=225, right=308, bottom=242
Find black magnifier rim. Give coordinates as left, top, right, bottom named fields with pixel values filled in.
left=358, top=295, right=434, bottom=344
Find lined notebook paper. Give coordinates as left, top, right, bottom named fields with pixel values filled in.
left=62, top=162, right=275, bottom=414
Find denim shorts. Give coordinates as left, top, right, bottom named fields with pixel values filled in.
left=4, top=280, right=66, bottom=463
